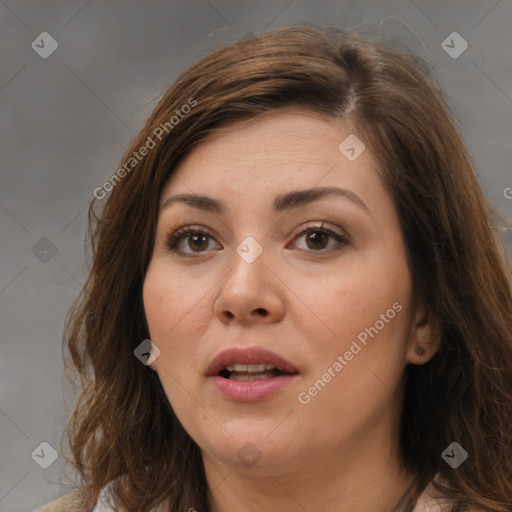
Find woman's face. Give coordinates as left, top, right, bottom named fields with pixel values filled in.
left=143, top=109, right=431, bottom=479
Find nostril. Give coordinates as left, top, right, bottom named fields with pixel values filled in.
left=222, top=309, right=267, bottom=319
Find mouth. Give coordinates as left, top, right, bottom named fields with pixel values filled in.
left=206, top=347, right=300, bottom=401
left=218, top=363, right=297, bottom=381
left=207, top=347, right=300, bottom=380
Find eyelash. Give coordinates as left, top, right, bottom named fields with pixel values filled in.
left=163, top=222, right=349, bottom=257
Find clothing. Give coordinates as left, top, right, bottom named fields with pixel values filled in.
left=32, top=492, right=80, bottom=512
left=392, top=477, right=453, bottom=512
left=32, top=486, right=110, bottom=512
left=33, top=476, right=475, bottom=512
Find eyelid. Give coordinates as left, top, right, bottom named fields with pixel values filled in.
left=291, top=221, right=348, bottom=241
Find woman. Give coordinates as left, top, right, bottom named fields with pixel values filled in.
left=37, top=24, right=512, bottom=512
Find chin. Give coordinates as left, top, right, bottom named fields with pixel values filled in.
left=199, top=428, right=303, bottom=472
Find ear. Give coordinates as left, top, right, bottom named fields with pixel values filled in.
left=406, top=302, right=440, bottom=365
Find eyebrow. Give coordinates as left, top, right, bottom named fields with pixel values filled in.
left=160, top=186, right=371, bottom=216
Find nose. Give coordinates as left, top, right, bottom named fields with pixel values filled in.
left=213, top=243, right=285, bottom=326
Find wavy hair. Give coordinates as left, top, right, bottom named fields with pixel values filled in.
left=62, top=24, right=512, bottom=511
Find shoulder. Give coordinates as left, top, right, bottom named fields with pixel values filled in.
left=34, top=491, right=87, bottom=512
left=412, top=477, right=451, bottom=511
left=412, top=476, right=487, bottom=512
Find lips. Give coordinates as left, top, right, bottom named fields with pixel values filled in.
left=207, top=347, right=300, bottom=402
left=207, top=347, right=299, bottom=379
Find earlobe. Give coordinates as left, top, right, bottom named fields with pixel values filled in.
left=406, top=304, right=440, bottom=365
left=415, top=346, right=426, bottom=356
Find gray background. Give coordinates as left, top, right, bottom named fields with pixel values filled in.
left=1, top=1, right=511, bottom=511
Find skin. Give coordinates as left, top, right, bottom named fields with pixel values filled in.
left=143, top=108, right=439, bottom=512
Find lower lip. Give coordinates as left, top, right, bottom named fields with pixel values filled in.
left=209, top=374, right=299, bottom=402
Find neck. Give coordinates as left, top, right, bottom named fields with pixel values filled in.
left=204, top=428, right=418, bottom=512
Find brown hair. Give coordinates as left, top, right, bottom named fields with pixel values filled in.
left=62, top=24, right=512, bottom=511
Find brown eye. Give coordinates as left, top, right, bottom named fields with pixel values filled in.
left=165, top=223, right=348, bottom=258
left=184, top=233, right=210, bottom=252
left=304, top=230, right=330, bottom=250
left=290, top=225, right=348, bottom=253
left=166, top=226, right=219, bottom=255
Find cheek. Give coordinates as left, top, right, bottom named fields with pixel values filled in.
left=142, top=261, right=209, bottom=360
left=142, top=264, right=215, bottom=440
left=298, top=274, right=410, bottom=430
left=308, top=249, right=411, bottom=350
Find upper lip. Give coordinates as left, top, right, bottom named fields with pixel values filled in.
left=207, top=347, right=299, bottom=376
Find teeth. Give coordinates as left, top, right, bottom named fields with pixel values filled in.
left=230, top=373, right=274, bottom=381
left=225, top=363, right=280, bottom=372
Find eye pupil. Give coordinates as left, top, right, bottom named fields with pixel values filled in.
left=189, top=234, right=208, bottom=251
left=306, top=231, right=328, bottom=250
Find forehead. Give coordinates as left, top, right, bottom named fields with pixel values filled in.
left=160, top=109, right=382, bottom=204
